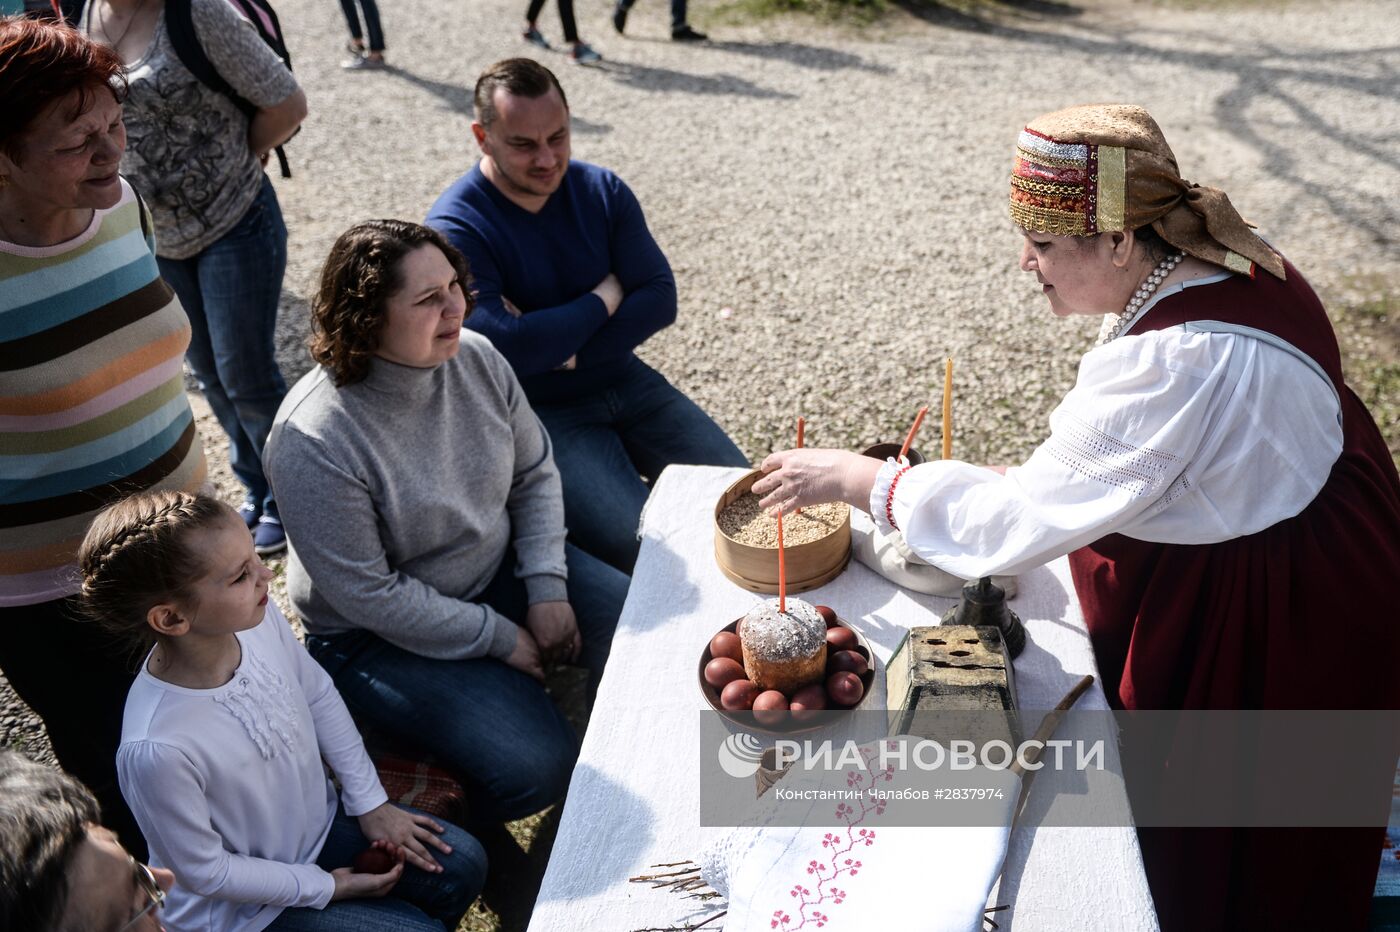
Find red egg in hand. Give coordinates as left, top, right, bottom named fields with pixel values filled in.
left=720, top=678, right=760, bottom=711
left=827, top=649, right=868, bottom=677
left=814, top=605, right=838, bottom=627
left=826, top=671, right=865, bottom=708
left=826, top=625, right=858, bottom=652
left=789, top=684, right=827, bottom=721
left=753, top=689, right=790, bottom=727
left=709, top=631, right=744, bottom=664
left=705, top=657, right=746, bottom=690
left=353, top=846, right=397, bottom=875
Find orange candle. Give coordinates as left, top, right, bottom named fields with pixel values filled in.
left=796, top=416, right=805, bottom=449
left=899, top=406, right=928, bottom=463
left=776, top=508, right=786, bottom=614
left=942, top=357, right=953, bottom=460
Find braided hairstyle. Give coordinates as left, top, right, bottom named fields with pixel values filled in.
left=78, top=490, right=230, bottom=654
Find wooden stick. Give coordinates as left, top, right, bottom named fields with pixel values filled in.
left=898, top=406, right=928, bottom=463
left=942, top=357, right=953, bottom=460
left=1010, top=674, right=1095, bottom=776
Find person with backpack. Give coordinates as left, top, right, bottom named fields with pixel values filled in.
left=72, top=0, right=307, bottom=555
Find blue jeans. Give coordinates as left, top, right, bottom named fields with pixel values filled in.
left=308, top=543, right=627, bottom=822
left=534, top=357, right=747, bottom=573
left=262, top=803, right=485, bottom=931
left=158, top=176, right=288, bottom=514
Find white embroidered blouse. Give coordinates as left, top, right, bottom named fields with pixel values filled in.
left=871, top=277, right=1343, bottom=579
left=116, top=601, right=387, bottom=932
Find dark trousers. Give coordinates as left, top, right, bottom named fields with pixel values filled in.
left=0, top=597, right=146, bottom=858
left=525, top=0, right=578, bottom=42
left=616, top=0, right=687, bottom=30
left=338, top=0, right=386, bottom=51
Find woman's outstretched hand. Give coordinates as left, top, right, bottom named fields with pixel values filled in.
left=752, top=449, right=883, bottom=515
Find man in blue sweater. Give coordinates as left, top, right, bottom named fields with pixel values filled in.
left=427, top=58, right=747, bottom=574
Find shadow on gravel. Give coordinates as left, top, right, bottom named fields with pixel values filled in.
left=705, top=38, right=893, bottom=73
left=895, top=1, right=1400, bottom=248
left=375, top=65, right=612, bottom=134
left=589, top=59, right=799, bottom=99
left=896, top=0, right=1080, bottom=31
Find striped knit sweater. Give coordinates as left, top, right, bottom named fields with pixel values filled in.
left=0, top=179, right=207, bottom=607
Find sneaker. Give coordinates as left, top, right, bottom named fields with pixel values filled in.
left=571, top=41, right=602, bottom=63
left=342, top=53, right=385, bottom=70
left=612, top=4, right=628, bottom=34
left=523, top=26, right=550, bottom=49
left=237, top=499, right=261, bottom=530
left=253, top=515, right=287, bottom=555
left=671, top=24, right=707, bottom=41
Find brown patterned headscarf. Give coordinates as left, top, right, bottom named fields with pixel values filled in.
left=1009, top=104, right=1285, bottom=279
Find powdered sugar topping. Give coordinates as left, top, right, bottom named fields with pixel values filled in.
left=741, top=598, right=826, bottom=662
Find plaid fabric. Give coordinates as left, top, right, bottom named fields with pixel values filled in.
left=369, top=751, right=468, bottom=824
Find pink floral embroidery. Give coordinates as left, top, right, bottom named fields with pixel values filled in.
left=767, top=744, right=894, bottom=929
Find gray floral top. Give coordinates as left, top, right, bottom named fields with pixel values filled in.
left=83, top=0, right=299, bottom=259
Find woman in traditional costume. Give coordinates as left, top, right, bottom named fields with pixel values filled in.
left=753, top=103, right=1400, bottom=930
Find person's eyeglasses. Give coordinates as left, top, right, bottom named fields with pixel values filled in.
left=116, top=858, right=165, bottom=931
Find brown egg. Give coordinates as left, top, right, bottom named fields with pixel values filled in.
left=720, top=678, right=760, bottom=711
left=704, top=657, right=746, bottom=690
left=709, top=631, right=744, bottom=664
left=827, top=649, right=868, bottom=677
left=353, top=846, right=397, bottom=875
left=826, top=671, right=864, bottom=708
left=825, top=625, right=859, bottom=652
left=814, top=604, right=839, bottom=627
left=753, top=689, right=790, bottom=727
left=789, top=684, right=827, bottom=721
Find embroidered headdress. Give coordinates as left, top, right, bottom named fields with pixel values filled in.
left=1010, top=104, right=1285, bottom=279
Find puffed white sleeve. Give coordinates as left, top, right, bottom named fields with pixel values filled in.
left=873, top=333, right=1221, bottom=578
left=117, top=740, right=337, bottom=908
left=265, top=603, right=388, bottom=817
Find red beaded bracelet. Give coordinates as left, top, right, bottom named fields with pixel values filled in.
left=885, top=464, right=911, bottom=531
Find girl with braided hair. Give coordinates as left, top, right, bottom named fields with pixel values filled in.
left=78, top=489, right=486, bottom=932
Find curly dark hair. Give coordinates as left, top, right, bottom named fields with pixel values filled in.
left=309, top=220, right=474, bottom=386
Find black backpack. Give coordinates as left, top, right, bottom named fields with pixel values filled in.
left=56, top=0, right=296, bottom=178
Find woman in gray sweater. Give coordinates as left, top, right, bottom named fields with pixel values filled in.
left=265, top=220, right=627, bottom=821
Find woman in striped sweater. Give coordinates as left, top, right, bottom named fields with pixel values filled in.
left=0, top=18, right=207, bottom=857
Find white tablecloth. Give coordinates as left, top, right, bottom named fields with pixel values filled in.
left=527, top=466, right=1159, bottom=931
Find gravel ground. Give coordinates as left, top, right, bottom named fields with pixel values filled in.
left=4, top=0, right=1398, bottom=926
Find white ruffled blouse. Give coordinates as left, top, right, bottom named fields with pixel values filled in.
left=871, top=276, right=1343, bottom=579
left=116, top=601, right=387, bottom=932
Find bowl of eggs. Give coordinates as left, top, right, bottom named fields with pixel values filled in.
left=698, top=598, right=876, bottom=734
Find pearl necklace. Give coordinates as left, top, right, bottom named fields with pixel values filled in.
left=1098, top=251, right=1185, bottom=344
